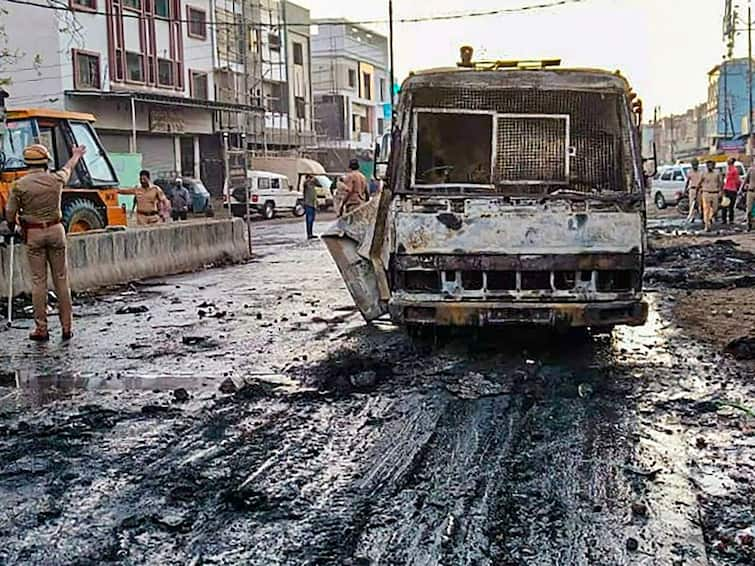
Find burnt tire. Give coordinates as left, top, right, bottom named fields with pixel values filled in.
left=263, top=201, right=275, bottom=220
left=62, top=199, right=105, bottom=233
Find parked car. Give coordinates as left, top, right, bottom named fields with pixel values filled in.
left=250, top=156, right=334, bottom=210
left=652, top=161, right=745, bottom=210
left=229, top=170, right=305, bottom=220
left=155, top=177, right=212, bottom=214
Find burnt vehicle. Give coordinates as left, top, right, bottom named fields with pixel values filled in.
left=324, top=52, right=649, bottom=330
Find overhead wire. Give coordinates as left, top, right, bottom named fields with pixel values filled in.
left=3, top=0, right=592, bottom=28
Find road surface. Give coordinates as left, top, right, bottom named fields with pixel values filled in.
left=0, top=218, right=753, bottom=565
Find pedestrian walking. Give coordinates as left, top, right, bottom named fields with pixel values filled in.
left=685, top=158, right=703, bottom=224
left=700, top=160, right=723, bottom=232
left=720, top=158, right=740, bottom=225
left=119, top=170, right=168, bottom=226
left=340, top=159, right=369, bottom=216
left=4, top=143, right=86, bottom=341
left=303, top=174, right=318, bottom=239
left=743, top=165, right=755, bottom=232
left=170, top=178, right=190, bottom=221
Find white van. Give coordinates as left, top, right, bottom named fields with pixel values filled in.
left=229, top=170, right=305, bottom=220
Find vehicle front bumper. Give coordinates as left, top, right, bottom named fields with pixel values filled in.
left=389, top=300, right=649, bottom=328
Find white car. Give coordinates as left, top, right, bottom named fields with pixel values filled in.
left=230, top=171, right=305, bottom=220
left=652, top=161, right=745, bottom=209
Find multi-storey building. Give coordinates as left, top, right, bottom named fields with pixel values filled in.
left=246, top=0, right=315, bottom=152
left=2, top=0, right=315, bottom=193
left=311, top=20, right=392, bottom=156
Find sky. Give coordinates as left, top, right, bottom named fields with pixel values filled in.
left=299, top=0, right=739, bottom=118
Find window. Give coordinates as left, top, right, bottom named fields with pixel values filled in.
left=269, top=33, right=281, bottom=52
left=71, top=0, right=96, bottom=11
left=295, top=96, right=306, bottom=118
left=348, top=69, right=356, bottom=88
left=69, top=122, right=118, bottom=185
left=415, top=112, right=493, bottom=185
left=155, top=0, right=170, bottom=17
left=352, top=115, right=359, bottom=132
left=126, top=52, right=144, bottom=82
left=74, top=50, right=100, bottom=89
left=258, top=177, right=271, bottom=190
left=187, top=7, right=207, bottom=39
left=672, top=169, right=684, bottom=181
left=123, top=0, right=140, bottom=10
left=362, top=73, right=372, bottom=100
left=660, top=170, right=672, bottom=181
left=191, top=71, right=208, bottom=100
left=269, top=82, right=283, bottom=113
left=1, top=119, right=36, bottom=169
left=271, top=178, right=281, bottom=190
left=377, top=118, right=384, bottom=136
left=293, top=42, right=304, bottom=66
left=380, top=78, right=386, bottom=100
left=360, top=116, right=369, bottom=132
left=158, top=58, right=174, bottom=86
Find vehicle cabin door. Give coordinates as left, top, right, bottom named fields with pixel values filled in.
left=655, top=168, right=673, bottom=198
left=274, top=176, right=299, bottom=209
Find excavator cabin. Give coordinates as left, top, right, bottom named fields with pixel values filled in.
left=0, top=108, right=127, bottom=233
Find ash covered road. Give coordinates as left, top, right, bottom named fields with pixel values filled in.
left=0, top=219, right=753, bottom=566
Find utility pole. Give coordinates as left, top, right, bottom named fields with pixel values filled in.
left=388, top=0, right=396, bottom=120
left=749, top=3, right=753, bottom=153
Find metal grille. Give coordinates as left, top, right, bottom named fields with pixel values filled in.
left=496, top=116, right=568, bottom=183
left=411, top=88, right=629, bottom=193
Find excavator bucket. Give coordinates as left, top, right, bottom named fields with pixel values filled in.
left=322, top=197, right=389, bottom=321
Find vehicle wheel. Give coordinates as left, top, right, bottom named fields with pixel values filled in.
left=62, top=199, right=105, bottom=233
left=293, top=202, right=306, bottom=217
left=263, top=201, right=276, bottom=220
left=654, top=192, right=666, bottom=209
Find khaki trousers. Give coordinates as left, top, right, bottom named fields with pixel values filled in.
left=702, top=192, right=719, bottom=230
left=25, top=224, right=72, bottom=333
left=136, top=212, right=160, bottom=226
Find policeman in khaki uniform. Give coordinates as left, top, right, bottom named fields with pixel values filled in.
left=700, top=160, right=723, bottom=233
left=5, top=143, right=86, bottom=341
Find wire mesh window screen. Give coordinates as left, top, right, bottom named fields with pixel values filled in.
left=496, top=116, right=568, bottom=183
left=412, top=88, right=630, bottom=193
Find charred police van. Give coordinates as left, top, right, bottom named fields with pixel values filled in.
left=324, top=50, right=649, bottom=331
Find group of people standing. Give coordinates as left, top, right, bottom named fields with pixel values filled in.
left=120, top=170, right=191, bottom=226
left=685, top=157, right=755, bottom=232
left=301, top=158, right=370, bottom=240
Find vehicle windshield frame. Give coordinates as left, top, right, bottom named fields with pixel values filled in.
left=2, top=118, right=39, bottom=171
left=68, top=120, right=119, bottom=187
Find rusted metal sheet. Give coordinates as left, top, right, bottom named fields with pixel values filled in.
left=393, top=252, right=641, bottom=272
left=322, top=198, right=389, bottom=322
left=390, top=300, right=648, bottom=328
left=393, top=201, right=643, bottom=256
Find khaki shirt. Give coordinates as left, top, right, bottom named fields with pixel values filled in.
left=343, top=170, right=368, bottom=208
left=134, top=185, right=166, bottom=214
left=6, top=167, right=71, bottom=224
left=746, top=168, right=755, bottom=190
left=687, top=169, right=703, bottom=190
left=700, top=170, right=722, bottom=193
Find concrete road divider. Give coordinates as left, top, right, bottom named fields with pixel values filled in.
left=0, top=219, right=250, bottom=297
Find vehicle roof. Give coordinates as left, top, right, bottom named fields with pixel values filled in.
left=247, top=170, right=289, bottom=178
left=402, top=68, right=632, bottom=93
left=7, top=108, right=96, bottom=122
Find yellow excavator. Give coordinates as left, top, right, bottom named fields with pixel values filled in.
left=0, top=93, right=127, bottom=232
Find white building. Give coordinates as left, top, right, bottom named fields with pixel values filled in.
left=2, top=0, right=262, bottom=195
left=311, top=20, right=391, bottom=152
